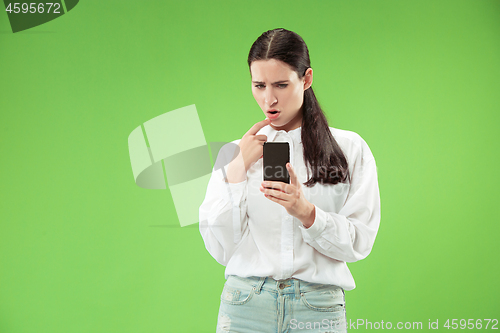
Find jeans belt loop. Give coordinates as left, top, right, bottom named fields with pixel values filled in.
left=294, top=279, right=301, bottom=300
left=254, top=277, right=266, bottom=294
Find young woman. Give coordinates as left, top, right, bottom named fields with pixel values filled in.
left=199, top=28, right=381, bottom=333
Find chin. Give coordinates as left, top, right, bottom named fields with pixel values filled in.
left=271, top=120, right=290, bottom=129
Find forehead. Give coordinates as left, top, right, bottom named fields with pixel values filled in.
left=250, top=59, right=299, bottom=81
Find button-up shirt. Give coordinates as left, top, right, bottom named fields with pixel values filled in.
left=199, top=125, right=380, bottom=290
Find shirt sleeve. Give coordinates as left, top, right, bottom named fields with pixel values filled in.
left=199, top=141, right=249, bottom=266
left=298, top=138, right=381, bottom=263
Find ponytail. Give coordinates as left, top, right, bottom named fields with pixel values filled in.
left=301, top=87, right=350, bottom=186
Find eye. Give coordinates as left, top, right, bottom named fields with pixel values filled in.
left=277, top=84, right=288, bottom=88
left=254, top=84, right=265, bottom=89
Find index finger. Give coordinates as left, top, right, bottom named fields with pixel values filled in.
left=245, top=118, right=271, bottom=136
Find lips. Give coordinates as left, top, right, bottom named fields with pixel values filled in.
left=267, top=109, right=280, bottom=120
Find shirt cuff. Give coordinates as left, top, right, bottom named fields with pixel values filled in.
left=226, top=180, right=247, bottom=244
left=215, top=170, right=246, bottom=204
left=226, top=180, right=247, bottom=205
left=299, top=205, right=328, bottom=241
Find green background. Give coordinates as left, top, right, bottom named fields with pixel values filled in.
left=1, top=0, right=499, bottom=332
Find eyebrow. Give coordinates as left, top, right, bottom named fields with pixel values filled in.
left=252, top=80, right=289, bottom=84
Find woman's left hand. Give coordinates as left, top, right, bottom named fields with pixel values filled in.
left=260, top=163, right=316, bottom=228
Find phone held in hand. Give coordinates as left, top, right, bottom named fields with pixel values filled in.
left=263, top=142, right=290, bottom=184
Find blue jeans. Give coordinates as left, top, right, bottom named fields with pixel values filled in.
left=216, top=275, right=347, bottom=333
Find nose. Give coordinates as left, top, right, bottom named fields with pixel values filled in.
left=264, top=87, right=277, bottom=107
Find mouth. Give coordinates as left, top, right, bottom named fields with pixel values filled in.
left=268, top=109, right=279, bottom=113
left=267, top=109, right=280, bottom=120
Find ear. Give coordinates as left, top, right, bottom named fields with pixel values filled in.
left=303, top=68, right=313, bottom=91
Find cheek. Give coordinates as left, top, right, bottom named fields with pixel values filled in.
left=252, top=90, right=264, bottom=107
left=290, top=87, right=304, bottom=107
left=296, top=93, right=304, bottom=107
left=251, top=90, right=259, bottom=101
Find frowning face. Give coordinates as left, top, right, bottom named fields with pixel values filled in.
left=250, top=59, right=312, bottom=132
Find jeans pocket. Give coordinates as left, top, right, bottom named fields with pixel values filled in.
left=220, top=279, right=255, bottom=305
left=300, top=286, right=345, bottom=312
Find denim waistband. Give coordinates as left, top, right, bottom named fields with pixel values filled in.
left=228, top=275, right=342, bottom=300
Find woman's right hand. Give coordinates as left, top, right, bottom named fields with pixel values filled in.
left=226, top=118, right=271, bottom=183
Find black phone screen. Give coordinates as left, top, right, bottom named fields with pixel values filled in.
left=263, top=142, right=290, bottom=184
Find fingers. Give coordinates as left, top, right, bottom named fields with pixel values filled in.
left=260, top=187, right=290, bottom=201
left=254, top=134, right=267, bottom=142
left=261, top=181, right=290, bottom=193
left=245, top=118, right=271, bottom=136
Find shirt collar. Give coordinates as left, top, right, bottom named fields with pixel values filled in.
left=257, top=125, right=302, bottom=143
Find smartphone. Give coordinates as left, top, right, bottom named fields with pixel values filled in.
left=263, top=142, right=290, bottom=184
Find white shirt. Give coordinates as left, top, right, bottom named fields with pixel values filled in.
left=199, top=125, right=380, bottom=290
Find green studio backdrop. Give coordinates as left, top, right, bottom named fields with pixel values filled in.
left=1, top=0, right=499, bottom=332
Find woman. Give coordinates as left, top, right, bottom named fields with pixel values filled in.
left=199, top=28, right=380, bottom=333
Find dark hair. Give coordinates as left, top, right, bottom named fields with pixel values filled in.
left=248, top=28, right=350, bottom=186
